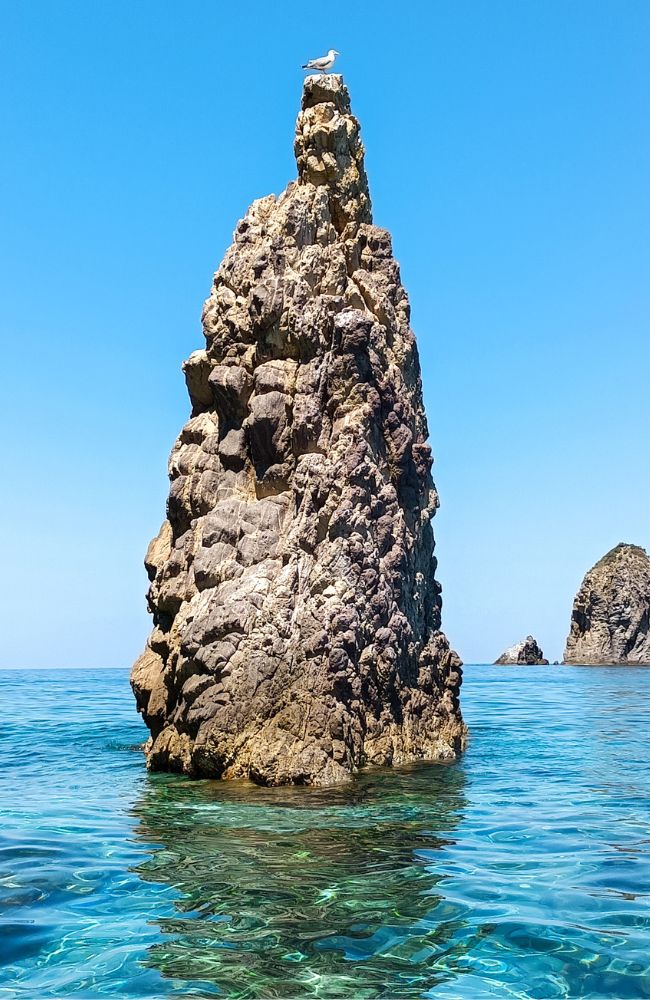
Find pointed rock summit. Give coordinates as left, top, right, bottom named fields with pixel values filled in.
left=564, top=544, right=650, bottom=664
left=131, top=75, right=465, bottom=785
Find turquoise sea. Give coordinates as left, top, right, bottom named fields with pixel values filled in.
left=0, top=666, right=649, bottom=999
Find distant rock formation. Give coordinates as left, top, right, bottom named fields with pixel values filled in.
left=495, top=636, right=549, bottom=665
left=564, top=544, right=650, bottom=664
left=131, top=74, right=465, bottom=786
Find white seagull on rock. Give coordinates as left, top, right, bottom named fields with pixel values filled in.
left=302, top=49, right=340, bottom=74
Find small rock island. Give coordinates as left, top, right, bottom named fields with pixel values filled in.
left=564, top=543, right=650, bottom=664
left=131, top=75, right=465, bottom=785
left=495, top=636, right=549, bottom=665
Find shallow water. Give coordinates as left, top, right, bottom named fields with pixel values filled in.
left=0, top=666, right=649, bottom=998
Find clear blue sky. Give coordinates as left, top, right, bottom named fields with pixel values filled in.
left=0, top=0, right=648, bottom=667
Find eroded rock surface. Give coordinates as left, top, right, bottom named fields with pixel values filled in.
left=495, top=636, right=548, bottom=665
left=564, top=544, right=650, bottom=664
left=131, top=75, right=465, bottom=785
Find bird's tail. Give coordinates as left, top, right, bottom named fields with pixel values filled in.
left=301, top=63, right=310, bottom=68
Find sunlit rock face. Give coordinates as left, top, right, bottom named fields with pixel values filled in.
left=131, top=74, right=465, bottom=786
left=564, top=544, right=650, bottom=665
left=494, top=636, right=548, bottom=665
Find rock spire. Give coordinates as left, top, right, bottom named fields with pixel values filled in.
left=131, top=75, right=465, bottom=785
left=564, top=543, right=650, bottom=664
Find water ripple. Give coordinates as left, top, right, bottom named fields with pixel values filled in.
left=0, top=666, right=649, bottom=997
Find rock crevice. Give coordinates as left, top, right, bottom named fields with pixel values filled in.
left=131, top=75, right=465, bottom=785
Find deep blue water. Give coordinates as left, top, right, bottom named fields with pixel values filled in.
left=0, top=666, right=649, bottom=999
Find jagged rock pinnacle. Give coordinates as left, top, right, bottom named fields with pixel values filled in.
left=294, top=75, right=371, bottom=231
left=131, top=77, right=465, bottom=786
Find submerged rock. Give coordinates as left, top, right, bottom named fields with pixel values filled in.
left=564, top=544, right=650, bottom=664
left=494, top=636, right=549, bottom=665
left=131, top=74, right=465, bottom=786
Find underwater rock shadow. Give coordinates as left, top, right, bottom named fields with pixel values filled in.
left=129, top=760, right=470, bottom=999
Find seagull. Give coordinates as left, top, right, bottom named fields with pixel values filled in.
left=301, top=49, right=340, bottom=74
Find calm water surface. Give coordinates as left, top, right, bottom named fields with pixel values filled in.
left=0, top=666, right=649, bottom=998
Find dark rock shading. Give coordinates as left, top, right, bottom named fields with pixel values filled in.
left=564, top=544, right=650, bottom=664
left=131, top=74, right=465, bottom=785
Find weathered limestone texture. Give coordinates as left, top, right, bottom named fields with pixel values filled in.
left=131, top=75, right=465, bottom=785
left=564, top=544, right=650, bottom=664
left=494, top=636, right=548, bottom=665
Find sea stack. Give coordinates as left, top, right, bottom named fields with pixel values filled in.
left=131, top=75, right=465, bottom=785
left=494, top=636, right=548, bottom=665
left=564, top=544, right=650, bottom=664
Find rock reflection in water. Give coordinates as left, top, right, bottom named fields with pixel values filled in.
left=131, top=762, right=467, bottom=998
